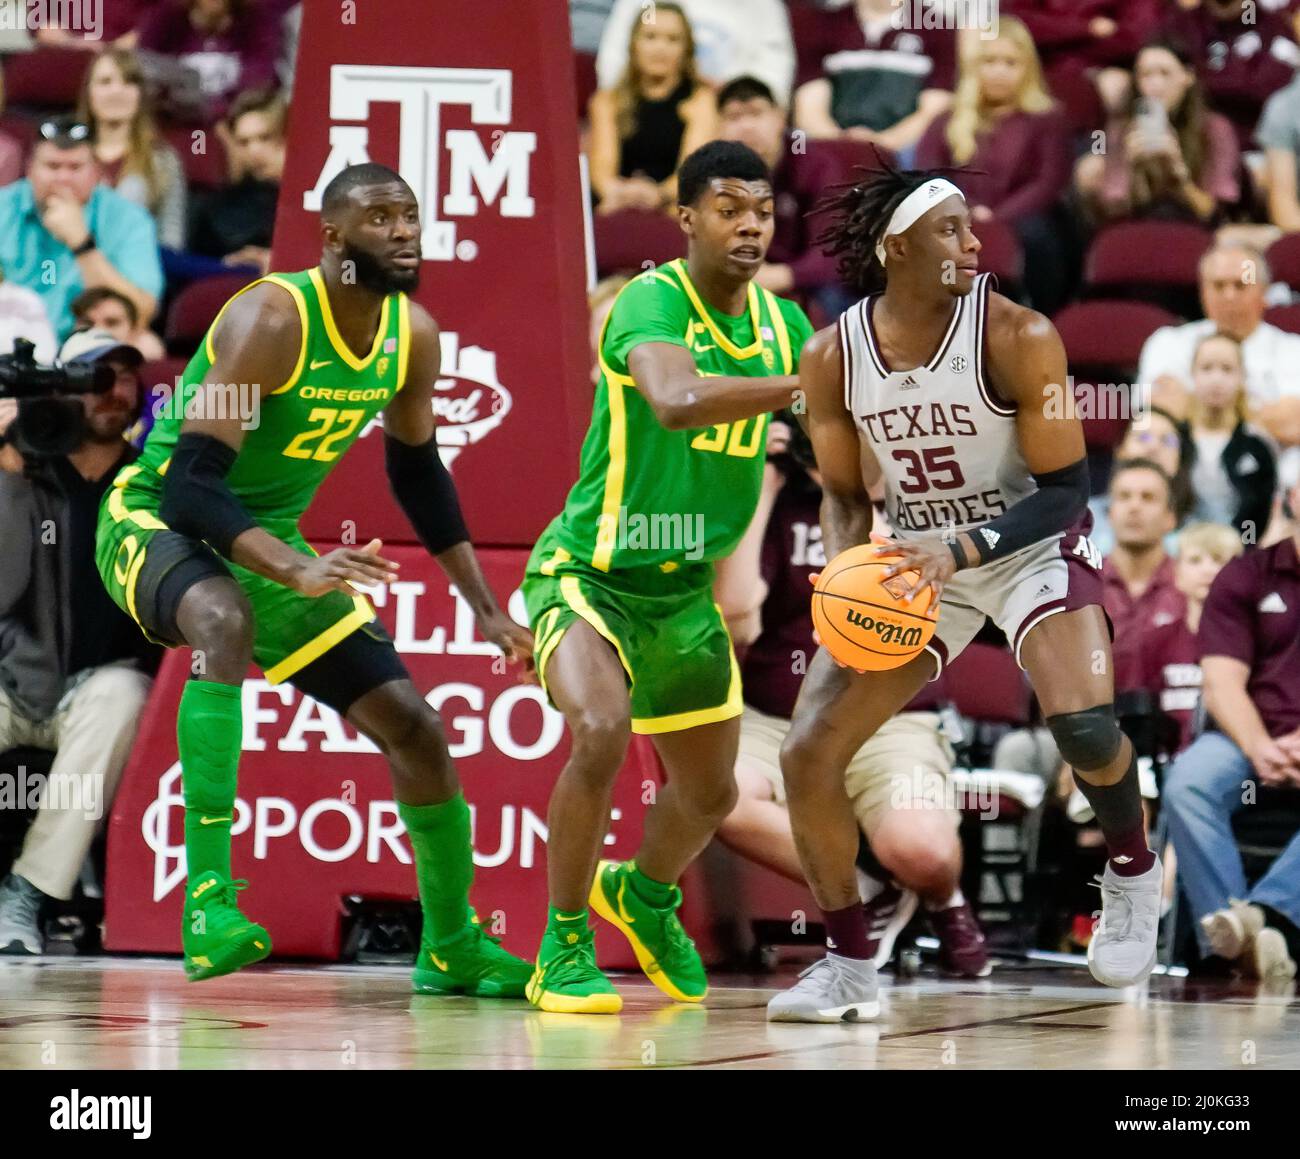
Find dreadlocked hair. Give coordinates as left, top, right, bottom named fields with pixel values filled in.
left=814, top=147, right=970, bottom=295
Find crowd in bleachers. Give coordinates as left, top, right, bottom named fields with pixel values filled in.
left=0, top=1, right=1297, bottom=980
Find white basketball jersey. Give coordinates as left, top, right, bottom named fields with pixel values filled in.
left=840, top=273, right=1034, bottom=545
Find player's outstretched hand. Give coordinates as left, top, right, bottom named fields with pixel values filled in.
left=479, top=610, right=537, bottom=683
left=292, top=538, right=399, bottom=597
left=876, top=537, right=953, bottom=605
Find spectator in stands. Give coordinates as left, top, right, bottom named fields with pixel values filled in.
left=1186, top=332, right=1278, bottom=539
left=1100, top=458, right=1187, bottom=691
left=1255, top=64, right=1300, bottom=241
left=0, top=117, right=163, bottom=340
left=1164, top=479, right=1300, bottom=981
left=188, top=88, right=284, bottom=275
left=1162, top=0, right=1299, bottom=154
left=78, top=48, right=188, bottom=250
left=1137, top=243, right=1300, bottom=450
left=1005, top=0, right=1162, bottom=114
left=716, top=75, right=848, bottom=311
left=70, top=287, right=165, bottom=362
left=712, top=417, right=990, bottom=977
left=793, top=0, right=955, bottom=159
left=597, top=0, right=794, bottom=107
left=0, top=329, right=160, bottom=956
left=276, top=2, right=301, bottom=91
left=588, top=3, right=717, bottom=213
left=0, top=268, right=57, bottom=362
left=0, top=67, right=26, bottom=188
left=1140, top=522, right=1243, bottom=754
left=1076, top=39, right=1240, bottom=225
left=1090, top=408, right=1195, bottom=554
left=914, top=17, right=1074, bottom=312
left=137, top=0, right=279, bottom=123
left=34, top=0, right=159, bottom=50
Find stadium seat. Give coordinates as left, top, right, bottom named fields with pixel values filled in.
left=972, top=217, right=1023, bottom=291
left=161, top=123, right=229, bottom=189
left=943, top=643, right=1031, bottom=727
left=1264, top=303, right=1300, bottom=335
left=1265, top=232, right=1300, bottom=291
left=1053, top=300, right=1179, bottom=452
left=0, top=46, right=92, bottom=108
left=573, top=52, right=597, bottom=120
left=164, top=273, right=254, bottom=355
left=1046, top=65, right=1105, bottom=137
left=1084, top=221, right=1211, bottom=310
left=593, top=209, right=686, bottom=277
left=140, top=356, right=190, bottom=394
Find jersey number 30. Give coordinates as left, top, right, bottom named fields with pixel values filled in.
left=690, top=416, right=764, bottom=458
left=282, top=407, right=367, bottom=462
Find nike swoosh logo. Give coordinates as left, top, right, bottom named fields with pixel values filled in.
left=693, top=344, right=716, bottom=353
left=310, top=359, right=333, bottom=370
left=199, top=815, right=232, bottom=826
left=429, top=952, right=449, bottom=972
left=616, top=878, right=636, bottom=926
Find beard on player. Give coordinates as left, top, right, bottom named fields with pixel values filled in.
left=341, top=237, right=421, bottom=295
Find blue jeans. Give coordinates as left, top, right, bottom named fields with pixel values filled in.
left=1164, top=731, right=1300, bottom=955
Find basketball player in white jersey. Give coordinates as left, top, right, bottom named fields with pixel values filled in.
left=767, top=161, right=1162, bottom=1022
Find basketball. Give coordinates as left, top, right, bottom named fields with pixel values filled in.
left=811, top=544, right=939, bottom=671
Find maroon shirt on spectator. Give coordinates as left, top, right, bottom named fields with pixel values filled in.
left=743, top=475, right=943, bottom=719
left=1137, top=617, right=1202, bottom=751
left=1198, top=535, right=1300, bottom=738
left=1102, top=554, right=1188, bottom=691
left=45, top=0, right=162, bottom=43
left=768, top=138, right=845, bottom=294
left=1161, top=4, right=1300, bottom=151
left=1005, top=0, right=1162, bottom=75
left=915, top=108, right=1073, bottom=223
left=139, top=2, right=279, bottom=116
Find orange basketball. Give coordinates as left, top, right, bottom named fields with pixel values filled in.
left=811, top=544, right=940, bottom=671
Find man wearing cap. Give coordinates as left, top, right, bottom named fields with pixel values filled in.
left=0, top=115, right=164, bottom=340
left=0, top=329, right=160, bottom=955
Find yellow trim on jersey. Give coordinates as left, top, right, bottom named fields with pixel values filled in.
left=107, top=467, right=169, bottom=531
left=309, top=266, right=392, bottom=372
left=395, top=294, right=412, bottom=391
left=558, top=575, right=633, bottom=679
left=591, top=378, right=628, bottom=572
left=262, top=594, right=375, bottom=686
left=630, top=628, right=742, bottom=735
left=760, top=288, right=794, bottom=374
left=262, top=275, right=311, bottom=395
left=123, top=537, right=151, bottom=626
left=539, top=546, right=572, bottom=576
left=669, top=259, right=762, bottom=360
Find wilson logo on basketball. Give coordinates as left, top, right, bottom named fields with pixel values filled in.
left=843, top=609, right=925, bottom=649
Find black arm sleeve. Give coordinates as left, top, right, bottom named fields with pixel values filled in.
left=967, top=457, right=1090, bottom=566
left=384, top=432, right=470, bottom=555
left=158, top=432, right=258, bottom=558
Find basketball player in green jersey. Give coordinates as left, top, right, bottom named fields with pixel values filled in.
left=95, top=163, right=535, bottom=995
left=522, top=142, right=814, bottom=1013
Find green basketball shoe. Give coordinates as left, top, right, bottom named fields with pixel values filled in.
left=181, top=872, right=271, bottom=982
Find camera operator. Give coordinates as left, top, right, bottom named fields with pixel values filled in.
left=0, top=329, right=160, bottom=955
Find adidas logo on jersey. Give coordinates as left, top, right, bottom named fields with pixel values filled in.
left=1035, top=584, right=1052, bottom=599
left=900, top=374, right=920, bottom=390
left=980, top=527, right=1000, bottom=551
left=1259, top=592, right=1288, bottom=614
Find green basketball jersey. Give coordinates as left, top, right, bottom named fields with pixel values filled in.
left=114, top=267, right=411, bottom=538
left=548, top=259, right=813, bottom=573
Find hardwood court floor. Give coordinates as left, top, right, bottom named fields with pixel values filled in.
left=1, top=958, right=1297, bottom=1070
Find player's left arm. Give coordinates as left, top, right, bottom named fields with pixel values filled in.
left=382, top=303, right=534, bottom=674
left=884, top=298, right=1089, bottom=600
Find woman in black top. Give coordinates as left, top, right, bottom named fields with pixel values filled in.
left=588, top=2, right=717, bottom=213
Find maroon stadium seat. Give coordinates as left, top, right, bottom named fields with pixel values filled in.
left=1053, top=300, right=1177, bottom=451
left=1046, top=65, right=1105, bottom=137
left=593, top=209, right=686, bottom=277
left=1264, top=303, right=1300, bottom=335
left=1, top=47, right=92, bottom=108
left=972, top=217, right=1023, bottom=289
left=573, top=52, right=598, bottom=120
left=164, top=273, right=254, bottom=354
left=943, top=643, right=1031, bottom=727
left=140, top=356, right=190, bottom=395
left=1265, top=232, right=1300, bottom=291
left=161, top=123, right=229, bottom=189
left=1084, top=221, right=1212, bottom=294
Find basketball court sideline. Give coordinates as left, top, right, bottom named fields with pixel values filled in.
left=2, top=959, right=1296, bottom=1070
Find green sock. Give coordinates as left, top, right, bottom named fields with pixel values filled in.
left=399, top=794, right=474, bottom=943
left=628, top=862, right=675, bottom=908
left=547, top=906, right=589, bottom=935
left=177, top=680, right=242, bottom=882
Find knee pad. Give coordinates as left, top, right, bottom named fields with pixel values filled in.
left=1046, top=705, right=1124, bottom=773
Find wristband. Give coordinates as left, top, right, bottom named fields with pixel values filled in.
left=72, top=233, right=97, bottom=256
left=946, top=538, right=966, bottom=571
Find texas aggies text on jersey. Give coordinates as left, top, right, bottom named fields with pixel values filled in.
left=840, top=272, right=1034, bottom=543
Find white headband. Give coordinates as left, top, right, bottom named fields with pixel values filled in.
left=874, top=179, right=966, bottom=264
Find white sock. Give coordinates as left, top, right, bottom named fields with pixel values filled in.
left=925, top=888, right=964, bottom=913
